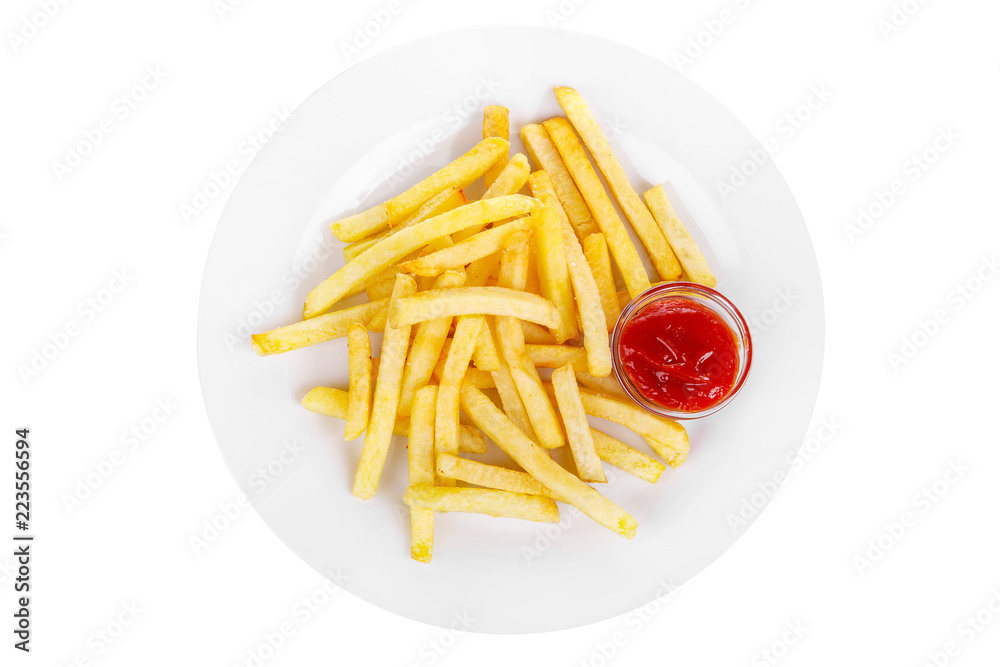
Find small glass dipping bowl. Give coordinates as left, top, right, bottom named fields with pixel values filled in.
left=611, top=282, right=753, bottom=420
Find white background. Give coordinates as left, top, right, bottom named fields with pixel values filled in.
left=3, top=0, right=999, bottom=665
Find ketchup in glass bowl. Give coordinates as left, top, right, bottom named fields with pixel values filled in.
left=611, top=283, right=752, bottom=420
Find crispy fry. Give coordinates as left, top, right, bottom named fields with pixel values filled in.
left=577, top=389, right=689, bottom=468
left=435, top=315, right=485, bottom=485
left=522, top=321, right=557, bottom=344
left=399, top=218, right=532, bottom=276
left=350, top=186, right=467, bottom=258
left=525, top=344, right=588, bottom=372
left=436, top=453, right=561, bottom=500
left=408, top=386, right=436, bottom=562
left=345, top=324, right=373, bottom=440
left=460, top=384, right=637, bottom=538
left=307, top=195, right=539, bottom=318
left=590, top=429, right=665, bottom=483
left=527, top=171, right=612, bottom=376
left=366, top=276, right=396, bottom=301
left=390, top=286, right=559, bottom=329
left=403, top=485, right=559, bottom=523
left=552, top=365, right=606, bottom=482
left=643, top=184, right=716, bottom=287
left=472, top=316, right=501, bottom=371
left=555, top=87, right=682, bottom=280
left=453, top=154, right=531, bottom=243
left=521, top=123, right=597, bottom=239
left=344, top=236, right=378, bottom=263
left=533, top=198, right=577, bottom=342
left=508, top=361, right=564, bottom=449
left=543, top=117, right=651, bottom=299
left=483, top=318, right=535, bottom=441
left=353, top=274, right=417, bottom=499
left=466, top=252, right=501, bottom=287
left=398, top=269, right=466, bottom=416
left=482, top=105, right=510, bottom=188
left=367, top=305, right=388, bottom=332
left=582, top=233, right=621, bottom=331
left=251, top=299, right=387, bottom=355
left=575, top=369, right=629, bottom=400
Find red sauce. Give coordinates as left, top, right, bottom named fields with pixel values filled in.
left=618, top=298, right=739, bottom=413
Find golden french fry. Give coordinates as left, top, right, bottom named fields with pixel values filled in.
left=435, top=315, right=485, bottom=485
left=353, top=274, right=417, bottom=499
left=483, top=318, right=535, bottom=441
left=460, top=384, right=637, bottom=538
left=543, top=117, right=651, bottom=299
left=554, top=87, right=682, bottom=281
left=330, top=137, right=509, bottom=241
left=643, top=184, right=716, bottom=287
left=344, top=236, right=378, bottom=263
left=399, top=218, right=532, bottom=277
left=408, top=385, right=436, bottom=562
left=472, top=316, right=501, bottom=371
left=483, top=105, right=510, bottom=188
left=521, top=123, right=597, bottom=240
left=367, top=305, right=388, bottom=332
left=525, top=344, right=588, bottom=372
left=403, top=485, right=559, bottom=523
left=466, top=252, right=501, bottom=287
left=453, top=154, right=532, bottom=243
left=552, top=365, right=606, bottom=482
left=307, top=195, right=540, bottom=318
left=251, top=299, right=387, bottom=356
left=345, top=324, right=373, bottom=440
left=590, top=428, right=665, bottom=483
left=365, top=276, right=396, bottom=301
left=508, top=361, right=564, bottom=449
left=398, top=269, right=466, bottom=416
left=300, top=386, right=484, bottom=453
left=582, top=233, right=621, bottom=331
left=527, top=171, right=611, bottom=376
left=390, top=286, right=559, bottom=329
left=521, top=321, right=557, bottom=344
left=575, top=369, right=629, bottom=400
left=436, top=453, right=561, bottom=500
left=577, top=389, right=689, bottom=468
left=533, top=199, right=577, bottom=343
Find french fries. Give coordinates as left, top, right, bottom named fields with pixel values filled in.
left=390, top=286, right=560, bottom=329
left=403, top=486, right=559, bottom=523
left=344, top=324, right=373, bottom=440
left=582, top=233, right=621, bottom=331
left=543, top=117, right=651, bottom=300
left=434, top=315, right=485, bottom=485
left=525, top=344, right=588, bottom=372
left=408, top=386, right=436, bottom=562
left=533, top=198, right=577, bottom=343
left=521, top=123, right=597, bottom=240
left=577, top=389, right=689, bottom=468
left=552, top=365, right=606, bottom=483
left=251, top=299, right=387, bottom=355
left=436, top=453, right=560, bottom=500
left=643, top=184, right=716, bottom=287
left=575, top=369, right=629, bottom=400
left=554, top=87, right=682, bottom=281
left=482, top=105, right=510, bottom=188
left=399, top=218, right=532, bottom=277
left=590, top=429, right=665, bottom=483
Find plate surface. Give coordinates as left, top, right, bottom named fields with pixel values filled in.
left=197, top=26, right=824, bottom=633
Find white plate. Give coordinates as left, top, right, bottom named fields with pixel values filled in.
left=197, top=26, right=824, bottom=634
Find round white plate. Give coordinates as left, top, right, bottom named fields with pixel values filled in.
left=197, top=26, right=824, bottom=634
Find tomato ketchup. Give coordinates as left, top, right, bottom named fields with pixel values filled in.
left=617, top=297, right=739, bottom=413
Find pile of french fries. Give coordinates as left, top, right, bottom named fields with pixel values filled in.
left=253, top=87, right=717, bottom=562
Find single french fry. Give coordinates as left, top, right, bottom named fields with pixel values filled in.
left=390, top=286, right=559, bottom=329
left=408, top=385, right=436, bottom=562
left=330, top=137, right=509, bottom=241
left=353, top=274, right=417, bottom=499
left=251, top=299, right=387, bottom=355
left=403, top=485, right=559, bottom=523
left=345, top=324, right=373, bottom=440
left=307, top=195, right=540, bottom=318
left=577, top=389, right=689, bottom=468
left=435, top=315, right=485, bottom=485
left=525, top=344, right=588, bottom=372
left=398, top=269, right=466, bottom=416
left=543, top=117, right=651, bottom=299
left=522, top=321, right=557, bottom=344
left=583, top=233, right=621, bottom=331
left=472, top=316, right=501, bottom=372
left=533, top=199, right=577, bottom=342
left=552, top=365, right=606, bottom=482
left=521, top=123, right=597, bottom=240
left=399, top=218, right=532, bottom=277
left=453, top=154, right=532, bottom=243
left=344, top=237, right=378, bottom=263
left=466, top=252, right=501, bottom=287
left=460, top=384, right=637, bottom=538
left=483, top=105, right=510, bottom=188
left=484, top=318, right=536, bottom=441
left=300, top=386, right=484, bottom=453
left=575, top=370, right=629, bottom=400
left=527, top=171, right=612, bottom=376
left=508, top=361, right=564, bottom=449
left=643, top=184, right=716, bottom=287
left=590, top=429, right=665, bottom=483
left=436, top=453, right=562, bottom=500
left=554, top=87, right=682, bottom=281
left=367, top=305, right=388, bottom=332
left=366, top=276, right=396, bottom=301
